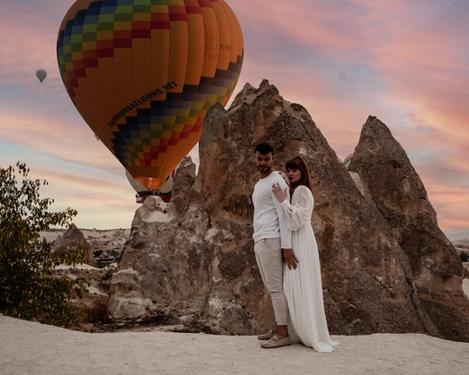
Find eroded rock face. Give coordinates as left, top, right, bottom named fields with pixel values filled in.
left=108, top=81, right=468, bottom=341
left=348, top=116, right=469, bottom=340
left=109, top=159, right=268, bottom=333
left=84, top=229, right=130, bottom=268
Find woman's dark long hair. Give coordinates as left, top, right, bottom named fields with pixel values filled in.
left=285, top=156, right=312, bottom=192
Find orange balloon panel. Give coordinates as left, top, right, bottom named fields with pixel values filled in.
left=57, top=0, right=243, bottom=190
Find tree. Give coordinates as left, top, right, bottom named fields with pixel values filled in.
left=0, top=162, right=86, bottom=326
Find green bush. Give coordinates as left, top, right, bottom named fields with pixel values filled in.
left=0, top=162, right=86, bottom=326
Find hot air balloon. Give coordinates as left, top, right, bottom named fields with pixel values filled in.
left=57, top=0, right=243, bottom=192
left=125, top=168, right=175, bottom=203
left=36, top=69, right=47, bottom=83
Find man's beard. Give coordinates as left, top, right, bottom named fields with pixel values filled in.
left=257, top=165, right=271, bottom=173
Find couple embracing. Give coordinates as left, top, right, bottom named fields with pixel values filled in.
left=252, top=142, right=339, bottom=352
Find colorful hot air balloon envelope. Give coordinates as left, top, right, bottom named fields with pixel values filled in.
left=57, top=0, right=243, bottom=191
left=36, top=69, right=47, bottom=83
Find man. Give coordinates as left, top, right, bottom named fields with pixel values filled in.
left=252, top=142, right=298, bottom=349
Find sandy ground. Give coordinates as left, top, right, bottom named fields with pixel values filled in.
left=20, top=233, right=468, bottom=374
left=1, top=316, right=469, bottom=375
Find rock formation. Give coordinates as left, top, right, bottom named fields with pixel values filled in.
left=454, top=239, right=469, bottom=261
left=453, top=239, right=469, bottom=278
left=53, top=224, right=93, bottom=265
left=84, top=229, right=130, bottom=268
left=348, top=116, right=469, bottom=340
left=108, top=80, right=469, bottom=341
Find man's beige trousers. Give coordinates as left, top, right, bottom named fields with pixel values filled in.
left=254, top=237, right=288, bottom=325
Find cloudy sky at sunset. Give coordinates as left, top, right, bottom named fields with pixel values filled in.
left=0, top=0, right=468, bottom=239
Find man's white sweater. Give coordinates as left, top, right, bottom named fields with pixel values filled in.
left=252, top=171, right=292, bottom=248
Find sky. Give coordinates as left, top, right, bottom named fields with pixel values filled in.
left=0, top=0, right=468, bottom=239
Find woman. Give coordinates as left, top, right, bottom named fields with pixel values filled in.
left=272, top=156, right=339, bottom=352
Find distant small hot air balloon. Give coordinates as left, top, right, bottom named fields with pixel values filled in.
left=57, top=0, right=243, bottom=192
left=36, top=69, right=47, bottom=83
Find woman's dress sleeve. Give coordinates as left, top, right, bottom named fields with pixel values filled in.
left=280, top=186, right=314, bottom=231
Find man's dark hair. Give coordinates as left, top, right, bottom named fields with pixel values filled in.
left=254, top=142, right=274, bottom=155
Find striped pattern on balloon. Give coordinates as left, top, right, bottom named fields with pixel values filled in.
left=57, top=0, right=243, bottom=190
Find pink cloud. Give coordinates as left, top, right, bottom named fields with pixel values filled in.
left=230, top=0, right=372, bottom=56
left=423, top=182, right=469, bottom=230
left=26, top=165, right=137, bottom=228
left=0, top=2, right=66, bottom=87
left=232, top=0, right=469, bottom=135
left=0, top=111, right=121, bottom=171
left=0, top=0, right=467, bottom=232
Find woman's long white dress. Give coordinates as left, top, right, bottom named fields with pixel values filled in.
left=280, top=185, right=339, bottom=352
